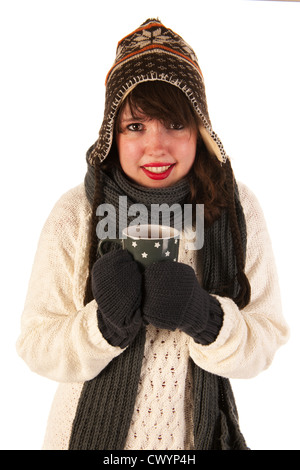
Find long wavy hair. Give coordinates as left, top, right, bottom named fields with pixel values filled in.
left=84, top=81, right=250, bottom=309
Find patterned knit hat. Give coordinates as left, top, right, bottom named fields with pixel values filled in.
left=88, top=18, right=227, bottom=166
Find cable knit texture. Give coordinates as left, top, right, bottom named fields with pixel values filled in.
left=124, top=326, right=194, bottom=450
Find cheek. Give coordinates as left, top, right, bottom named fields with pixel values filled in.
left=117, top=137, right=140, bottom=175
left=180, top=136, right=197, bottom=168
left=116, top=135, right=128, bottom=167
left=117, top=134, right=140, bottom=158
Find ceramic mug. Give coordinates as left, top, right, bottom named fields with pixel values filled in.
left=121, top=224, right=180, bottom=269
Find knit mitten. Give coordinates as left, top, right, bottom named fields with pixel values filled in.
left=91, top=249, right=143, bottom=348
left=142, top=261, right=224, bottom=345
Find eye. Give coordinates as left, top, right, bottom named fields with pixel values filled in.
left=169, top=122, right=184, bottom=130
left=127, top=123, right=144, bottom=132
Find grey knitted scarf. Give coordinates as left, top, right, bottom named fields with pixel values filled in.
left=68, top=165, right=249, bottom=450
left=85, top=164, right=191, bottom=233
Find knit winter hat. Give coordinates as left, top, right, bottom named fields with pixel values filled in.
left=88, top=18, right=227, bottom=166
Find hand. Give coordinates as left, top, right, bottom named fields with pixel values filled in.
left=142, top=261, right=223, bottom=345
left=92, top=249, right=143, bottom=348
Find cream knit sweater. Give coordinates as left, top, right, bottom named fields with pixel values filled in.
left=16, top=182, right=289, bottom=450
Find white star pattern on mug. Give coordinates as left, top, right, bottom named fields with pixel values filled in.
left=121, top=225, right=180, bottom=267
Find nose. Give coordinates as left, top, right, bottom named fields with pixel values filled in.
left=145, top=122, right=167, bottom=156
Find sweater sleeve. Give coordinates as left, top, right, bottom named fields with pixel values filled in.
left=16, top=185, right=123, bottom=383
left=189, top=182, right=289, bottom=379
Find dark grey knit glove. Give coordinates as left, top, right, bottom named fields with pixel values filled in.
left=91, top=249, right=143, bottom=348
left=142, top=261, right=223, bottom=345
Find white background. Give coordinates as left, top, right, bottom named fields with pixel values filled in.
left=1, top=0, right=299, bottom=450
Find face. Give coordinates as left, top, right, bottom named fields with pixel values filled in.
left=116, top=102, right=197, bottom=188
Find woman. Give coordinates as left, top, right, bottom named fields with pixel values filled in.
left=17, top=18, right=289, bottom=450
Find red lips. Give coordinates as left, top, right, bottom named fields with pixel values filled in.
left=141, top=163, right=175, bottom=180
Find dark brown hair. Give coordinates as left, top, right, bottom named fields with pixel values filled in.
left=116, top=81, right=198, bottom=134
left=85, top=81, right=250, bottom=308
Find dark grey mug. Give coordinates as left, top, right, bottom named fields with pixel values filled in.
left=121, top=224, right=180, bottom=269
